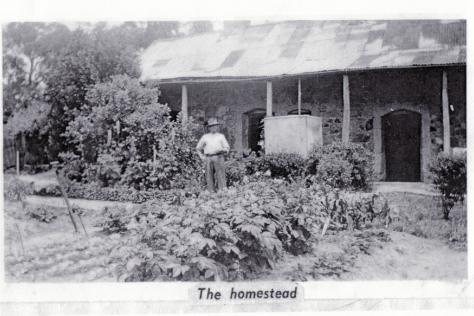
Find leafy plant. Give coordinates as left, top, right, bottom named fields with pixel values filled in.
left=307, top=142, right=374, bottom=190
left=430, top=152, right=466, bottom=220
left=4, top=177, right=33, bottom=203
left=95, top=153, right=123, bottom=187
left=58, top=152, right=86, bottom=182
left=99, top=206, right=131, bottom=234
left=27, top=206, right=57, bottom=223
left=225, top=156, right=250, bottom=187
left=246, top=153, right=306, bottom=182
left=62, top=75, right=203, bottom=190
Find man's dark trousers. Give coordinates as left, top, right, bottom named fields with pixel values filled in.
left=205, top=154, right=226, bottom=192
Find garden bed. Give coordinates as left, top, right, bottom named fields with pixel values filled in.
left=4, top=183, right=467, bottom=282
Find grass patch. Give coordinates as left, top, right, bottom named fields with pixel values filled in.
left=383, top=192, right=467, bottom=250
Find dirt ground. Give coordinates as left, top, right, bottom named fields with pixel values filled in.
left=343, top=231, right=467, bottom=280
left=263, top=228, right=466, bottom=281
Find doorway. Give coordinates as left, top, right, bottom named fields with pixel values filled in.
left=243, top=109, right=266, bottom=153
left=382, top=110, right=421, bottom=182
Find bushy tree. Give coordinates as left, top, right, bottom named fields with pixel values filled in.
left=63, top=75, right=202, bottom=190
left=430, top=152, right=466, bottom=220
left=44, top=26, right=142, bottom=159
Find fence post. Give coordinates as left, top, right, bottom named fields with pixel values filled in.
left=153, top=146, right=157, bottom=172
left=16, top=150, right=20, bottom=176
left=297, top=78, right=302, bottom=115
left=342, top=74, right=351, bottom=144
left=107, top=129, right=112, bottom=146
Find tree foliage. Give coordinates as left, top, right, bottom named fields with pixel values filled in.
left=3, top=22, right=182, bottom=160
left=63, top=75, right=202, bottom=190
left=430, top=152, right=467, bottom=220
left=43, top=26, right=143, bottom=158
left=2, top=22, right=70, bottom=120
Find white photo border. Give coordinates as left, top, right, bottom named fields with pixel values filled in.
left=0, top=0, right=472, bottom=314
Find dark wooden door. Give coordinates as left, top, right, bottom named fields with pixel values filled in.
left=382, top=110, right=421, bottom=182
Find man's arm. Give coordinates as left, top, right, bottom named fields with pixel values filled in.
left=196, top=136, right=206, bottom=160
left=220, top=134, right=230, bottom=153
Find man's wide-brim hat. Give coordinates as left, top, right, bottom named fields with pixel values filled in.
left=207, top=118, right=222, bottom=127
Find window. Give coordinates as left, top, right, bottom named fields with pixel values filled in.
left=288, top=109, right=311, bottom=115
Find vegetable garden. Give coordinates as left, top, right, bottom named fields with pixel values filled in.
left=4, top=147, right=467, bottom=281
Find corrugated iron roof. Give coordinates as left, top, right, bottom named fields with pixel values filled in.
left=140, top=20, right=466, bottom=83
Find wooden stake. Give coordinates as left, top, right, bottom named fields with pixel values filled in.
left=153, top=145, right=157, bottom=172
left=181, top=85, right=188, bottom=123
left=56, top=172, right=79, bottom=234
left=76, top=212, right=89, bottom=238
left=15, top=223, right=25, bottom=254
left=16, top=150, right=20, bottom=176
left=321, top=217, right=330, bottom=237
left=297, top=79, right=302, bottom=115
left=107, top=129, right=112, bottom=146
left=342, top=74, right=351, bottom=143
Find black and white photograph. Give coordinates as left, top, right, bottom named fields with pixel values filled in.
left=2, top=18, right=467, bottom=282
left=0, top=0, right=471, bottom=314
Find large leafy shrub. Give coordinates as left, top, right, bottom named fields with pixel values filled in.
left=430, top=152, right=466, bottom=220
left=62, top=75, right=202, bottom=190
left=225, top=156, right=250, bottom=187
left=246, top=153, right=306, bottom=182
left=99, top=206, right=130, bottom=234
left=307, top=142, right=374, bottom=190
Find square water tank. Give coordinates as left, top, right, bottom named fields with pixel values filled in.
left=263, top=115, right=323, bottom=158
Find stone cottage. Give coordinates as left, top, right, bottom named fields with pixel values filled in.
left=140, top=20, right=466, bottom=182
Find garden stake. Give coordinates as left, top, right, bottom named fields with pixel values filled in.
left=77, top=212, right=89, bottom=239
left=107, top=129, right=112, bottom=146
left=16, top=150, right=20, bottom=176
left=153, top=145, right=157, bottom=172
left=321, top=216, right=330, bottom=237
left=15, top=223, right=25, bottom=254
left=56, top=172, right=80, bottom=234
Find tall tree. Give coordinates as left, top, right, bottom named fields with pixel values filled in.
left=44, top=26, right=141, bottom=158
left=2, top=23, right=71, bottom=119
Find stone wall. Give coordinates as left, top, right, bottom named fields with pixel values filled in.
left=159, top=75, right=346, bottom=152
left=158, top=66, right=466, bottom=175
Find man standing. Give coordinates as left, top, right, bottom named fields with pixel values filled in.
left=196, top=118, right=230, bottom=192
